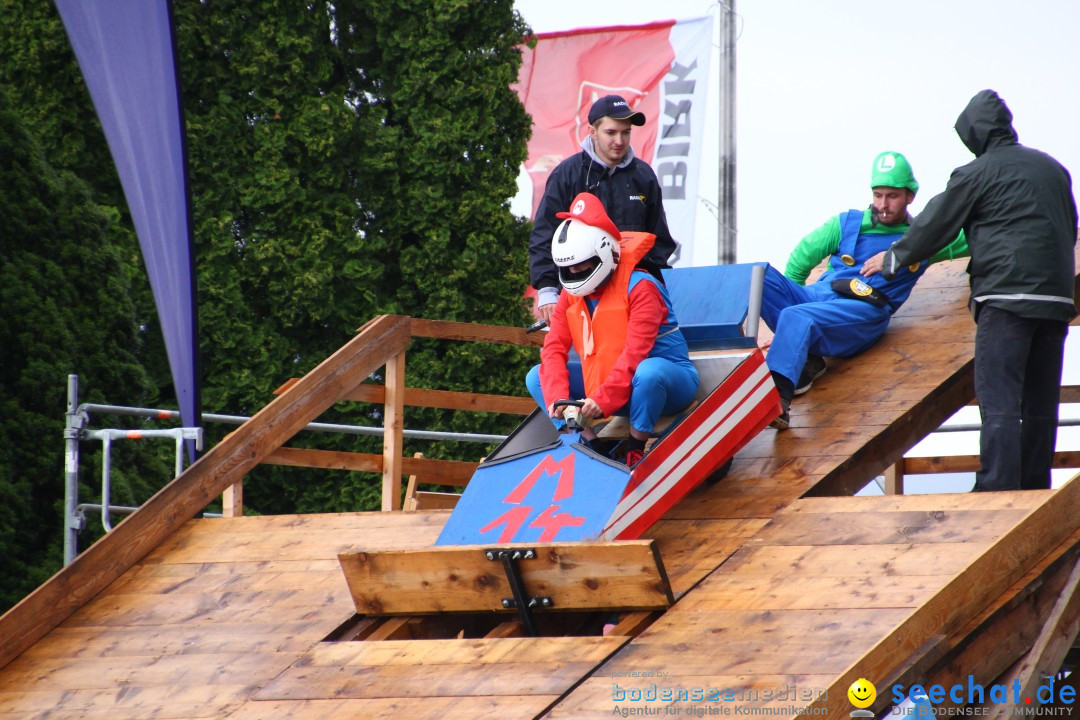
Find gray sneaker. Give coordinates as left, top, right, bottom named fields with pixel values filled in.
left=794, top=354, right=827, bottom=396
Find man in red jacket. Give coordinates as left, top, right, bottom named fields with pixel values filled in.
left=525, top=193, right=698, bottom=466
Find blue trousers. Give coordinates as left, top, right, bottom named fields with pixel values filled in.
left=973, top=306, right=1068, bottom=491
left=526, top=358, right=698, bottom=435
left=760, top=265, right=891, bottom=385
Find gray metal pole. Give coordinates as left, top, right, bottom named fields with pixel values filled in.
left=745, top=263, right=765, bottom=341
left=717, top=0, right=737, bottom=264
left=63, top=375, right=83, bottom=565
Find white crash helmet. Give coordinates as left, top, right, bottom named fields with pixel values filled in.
left=551, top=218, right=618, bottom=296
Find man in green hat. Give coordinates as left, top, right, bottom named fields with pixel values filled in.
left=761, top=151, right=968, bottom=429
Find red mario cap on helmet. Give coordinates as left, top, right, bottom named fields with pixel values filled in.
left=555, top=192, right=621, bottom=241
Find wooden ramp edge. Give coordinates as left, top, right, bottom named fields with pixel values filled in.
left=0, top=315, right=413, bottom=671
left=800, top=475, right=1080, bottom=719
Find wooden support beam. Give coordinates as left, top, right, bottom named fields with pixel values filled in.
left=883, top=458, right=904, bottom=495
left=805, top=362, right=975, bottom=496
left=0, top=315, right=412, bottom=672
left=261, top=446, right=477, bottom=486
left=408, top=317, right=545, bottom=347
left=221, top=481, right=242, bottom=518
left=796, top=472, right=1080, bottom=719
left=403, top=451, right=424, bottom=511
left=338, top=540, right=674, bottom=615
left=274, top=377, right=535, bottom=415
left=410, top=491, right=461, bottom=511
left=886, top=536, right=1080, bottom=715
left=484, top=620, right=525, bottom=639
left=903, top=450, right=1080, bottom=475
left=382, top=352, right=406, bottom=511
left=606, top=611, right=659, bottom=637
left=365, top=616, right=415, bottom=641
left=989, top=554, right=1080, bottom=717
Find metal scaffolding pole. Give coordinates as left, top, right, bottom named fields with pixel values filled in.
left=717, top=0, right=737, bottom=265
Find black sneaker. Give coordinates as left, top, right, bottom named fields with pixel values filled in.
left=794, top=354, right=827, bottom=396
left=769, top=372, right=794, bottom=431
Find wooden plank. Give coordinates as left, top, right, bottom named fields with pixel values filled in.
left=256, top=659, right=605, bottom=700
left=252, top=638, right=628, bottom=708
left=903, top=449, right=1080, bottom=474
left=650, top=518, right=769, bottom=594
left=989, top=554, right=1080, bottom=717
left=782, top=492, right=1045, bottom=514
left=103, top=565, right=346, bottom=596
left=0, top=686, right=254, bottom=719
left=483, top=620, right=524, bottom=638
left=606, top=639, right=870, bottom=676
left=365, top=617, right=416, bottom=641
left=221, top=481, right=243, bottom=517
left=606, top=611, right=657, bottom=637
left=408, top=317, right=545, bottom=347
left=338, top=541, right=673, bottom=615
left=719, top=543, right=985, bottom=578
left=262, top=446, right=478, bottom=485
left=883, top=458, right=904, bottom=494
left=629, top=607, right=910, bottom=646
left=751, top=508, right=1027, bottom=546
left=302, top=636, right=624, bottom=667
left=149, top=510, right=444, bottom=534
left=887, top=538, right=1080, bottom=716
left=675, top=573, right=950, bottom=611
left=0, top=314, right=413, bottom=671
left=63, top=588, right=355, bottom=630
left=382, top=351, right=406, bottom=511
left=794, top=480, right=1080, bottom=719
left=402, top=451, right=424, bottom=511
left=275, top=376, right=536, bottom=415
left=220, top=696, right=558, bottom=720
left=145, top=526, right=442, bottom=565
left=17, top=622, right=337, bottom=660
left=0, top=651, right=299, bottom=692
left=411, top=491, right=461, bottom=510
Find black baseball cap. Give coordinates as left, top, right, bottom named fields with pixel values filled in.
left=587, top=95, right=646, bottom=126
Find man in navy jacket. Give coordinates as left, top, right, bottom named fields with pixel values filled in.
left=528, top=94, right=677, bottom=323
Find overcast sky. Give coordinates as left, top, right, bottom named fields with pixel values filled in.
left=512, top=0, right=1080, bottom=487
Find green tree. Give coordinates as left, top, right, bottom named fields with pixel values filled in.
left=0, top=0, right=537, bottom=552
left=0, top=87, right=162, bottom=610
left=171, top=0, right=537, bottom=513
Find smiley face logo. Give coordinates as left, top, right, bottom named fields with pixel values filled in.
left=848, top=678, right=876, bottom=708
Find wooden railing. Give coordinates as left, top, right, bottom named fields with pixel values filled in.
left=882, top=385, right=1080, bottom=494
left=222, top=316, right=543, bottom=514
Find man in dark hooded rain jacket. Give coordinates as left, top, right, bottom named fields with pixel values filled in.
left=880, top=89, right=1078, bottom=492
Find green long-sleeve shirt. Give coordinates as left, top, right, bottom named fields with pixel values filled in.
left=785, top=208, right=969, bottom=285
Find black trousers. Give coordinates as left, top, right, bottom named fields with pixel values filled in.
left=973, top=305, right=1068, bottom=491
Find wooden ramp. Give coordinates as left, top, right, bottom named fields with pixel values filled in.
left=1, top=255, right=1079, bottom=719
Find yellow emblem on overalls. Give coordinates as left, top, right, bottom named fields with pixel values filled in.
left=849, top=279, right=874, bottom=297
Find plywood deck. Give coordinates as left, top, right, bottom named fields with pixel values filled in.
left=2, top=256, right=1079, bottom=720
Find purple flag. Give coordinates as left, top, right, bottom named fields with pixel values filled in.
left=54, top=0, right=200, bottom=456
